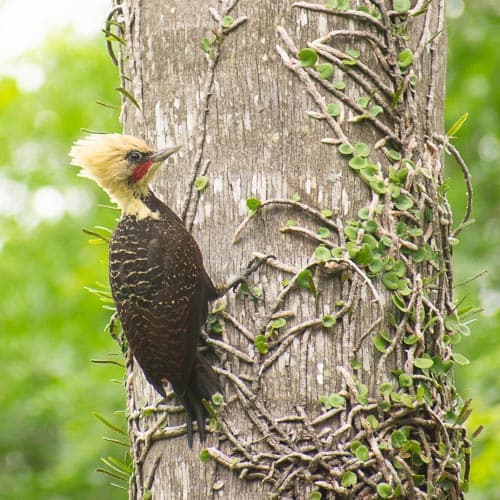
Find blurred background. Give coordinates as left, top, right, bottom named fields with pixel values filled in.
left=0, top=0, right=497, bottom=498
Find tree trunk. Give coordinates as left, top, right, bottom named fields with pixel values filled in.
left=111, top=0, right=470, bottom=498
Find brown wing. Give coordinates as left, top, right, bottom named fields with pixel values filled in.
left=109, top=213, right=207, bottom=398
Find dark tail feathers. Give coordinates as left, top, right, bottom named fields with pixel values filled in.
left=183, top=353, right=222, bottom=447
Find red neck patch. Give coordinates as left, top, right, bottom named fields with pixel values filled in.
left=130, top=160, right=153, bottom=184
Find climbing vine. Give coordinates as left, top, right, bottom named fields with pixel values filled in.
left=101, top=1, right=476, bottom=498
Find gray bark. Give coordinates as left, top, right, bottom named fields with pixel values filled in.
left=112, top=0, right=467, bottom=498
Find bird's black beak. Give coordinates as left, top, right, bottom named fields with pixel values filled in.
left=148, top=145, right=182, bottom=163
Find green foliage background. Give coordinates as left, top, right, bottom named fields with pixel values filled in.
left=0, top=2, right=498, bottom=498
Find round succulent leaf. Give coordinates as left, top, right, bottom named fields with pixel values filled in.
left=317, top=62, right=334, bottom=79
left=355, top=445, right=369, bottom=461
left=322, top=314, right=337, bottom=328
left=270, top=317, right=286, bottom=329
left=246, top=197, right=262, bottom=210
left=317, top=227, right=331, bottom=238
left=369, top=105, right=384, bottom=117
left=394, top=0, right=411, bottom=12
left=394, top=194, right=414, bottom=210
left=452, top=352, right=470, bottom=365
left=326, top=102, right=341, bottom=116
left=314, top=245, right=332, bottom=262
left=414, top=357, right=434, bottom=369
left=298, top=48, right=318, bottom=67
left=398, top=48, right=414, bottom=69
left=333, top=79, right=346, bottom=90
left=338, top=143, right=353, bottom=155
left=377, top=483, right=393, bottom=498
left=382, top=271, right=400, bottom=290
left=391, top=429, right=407, bottom=448
left=353, top=142, right=370, bottom=157
left=398, top=373, right=413, bottom=387
left=341, top=471, right=357, bottom=488
left=221, top=15, right=234, bottom=28
left=194, top=175, right=209, bottom=191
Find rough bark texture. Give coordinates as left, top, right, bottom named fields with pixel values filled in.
left=109, top=0, right=468, bottom=498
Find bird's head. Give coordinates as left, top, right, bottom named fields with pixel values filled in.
left=69, top=133, right=180, bottom=210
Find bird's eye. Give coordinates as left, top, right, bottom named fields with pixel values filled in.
left=126, top=150, right=144, bottom=163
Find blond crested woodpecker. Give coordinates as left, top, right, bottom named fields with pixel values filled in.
left=70, top=133, right=224, bottom=446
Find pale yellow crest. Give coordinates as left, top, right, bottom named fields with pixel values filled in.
left=69, top=133, right=157, bottom=218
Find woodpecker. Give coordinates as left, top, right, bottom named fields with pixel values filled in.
left=70, top=133, right=225, bottom=446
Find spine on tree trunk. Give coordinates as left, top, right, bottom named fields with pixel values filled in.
left=101, top=0, right=473, bottom=498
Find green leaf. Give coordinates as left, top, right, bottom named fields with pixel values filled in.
left=333, top=79, right=346, bottom=90
left=379, top=382, right=393, bottom=395
left=382, top=271, right=400, bottom=290
left=366, top=414, right=379, bottom=429
left=246, top=197, right=262, bottom=211
left=310, top=492, right=322, bottom=500
left=350, top=359, right=362, bottom=371
left=452, top=352, right=470, bottom=365
left=317, top=62, right=334, bottom=79
left=346, top=49, right=360, bottom=59
left=354, top=244, right=374, bottom=266
left=338, top=143, right=353, bottom=155
left=414, top=357, right=434, bottom=369
left=221, top=16, right=234, bottom=28
left=394, top=0, right=411, bottom=12
left=349, top=156, right=367, bottom=170
left=363, top=219, right=378, bottom=233
left=326, top=102, right=341, bottom=116
left=337, top=0, right=350, bottom=11
left=321, top=208, right=333, bottom=218
left=317, top=227, right=331, bottom=238
left=325, top=0, right=338, bottom=7
left=344, top=225, right=359, bottom=241
left=377, top=483, right=393, bottom=498
left=369, top=179, right=387, bottom=194
left=200, top=449, right=211, bottom=462
left=92, top=412, right=127, bottom=436
left=408, top=227, right=423, bottom=237
left=341, top=471, right=357, bottom=487
left=298, top=48, right=318, bottom=68
left=447, top=112, right=469, bottom=137
left=297, top=269, right=316, bottom=295
left=353, top=142, right=370, bottom=157
left=403, top=334, right=419, bottom=345
left=391, top=429, right=407, bottom=448
left=398, top=373, right=413, bottom=387
left=369, top=105, right=384, bottom=117
left=392, top=293, right=407, bottom=312
left=322, top=315, right=337, bottom=328
left=270, top=317, right=286, bottom=329
left=388, top=149, right=402, bottom=161
left=200, top=37, right=213, bottom=54
left=194, top=175, right=208, bottom=191
left=315, top=245, right=332, bottom=262
left=115, top=87, right=141, bottom=110
left=358, top=207, right=369, bottom=220
left=373, top=335, right=388, bottom=353
left=355, top=445, right=369, bottom=461
left=393, top=260, right=407, bottom=277
left=369, top=258, right=384, bottom=274
left=398, top=48, right=414, bottom=69
left=357, top=96, right=370, bottom=108
left=291, top=192, right=301, bottom=202
left=394, top=194, right=414, bottom=210
left=254, top=335, right=268, bottom=355
left=328, top=393, right=346, bottom=408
